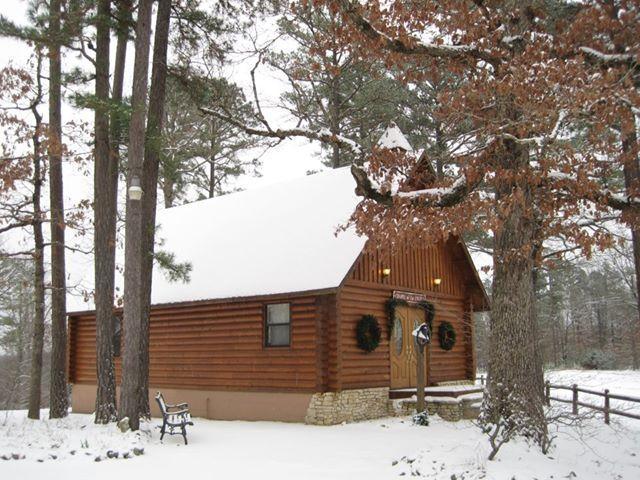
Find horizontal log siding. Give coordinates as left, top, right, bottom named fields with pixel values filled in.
left=69, top=295, right=322, bottom=392
left=338, top=284, right=390, bottom=389
left=338, top=239, right=474, bottom=389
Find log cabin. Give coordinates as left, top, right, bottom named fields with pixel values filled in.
left=67, top=127, right=489, bottom=425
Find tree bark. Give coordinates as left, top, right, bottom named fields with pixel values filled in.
left=328, top=57, right=341, bottom=169
left=208, top=120, right=217, bottom=198
left=94, top=0, right=117, bottom=424
left=162, top=177, right=175, bottom=208
left=483, top=143, right=548, bottom=459
left=27, top=54, right=45, bottom=420
left=48, top=0, right=69, bottom=419
left=138, top=0, right=172, bottom=418
left=110, top=0, right=131, bottom=152
left=531, top=243, right=545, bottom=399
left=119, top=0, right=154, bottom=431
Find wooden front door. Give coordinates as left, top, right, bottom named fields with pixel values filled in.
left=390, top=305, right=426, bottom=389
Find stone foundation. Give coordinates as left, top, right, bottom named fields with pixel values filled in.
left=305, top=387, right=390, bottom=425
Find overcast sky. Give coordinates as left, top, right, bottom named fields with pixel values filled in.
left=0, top=0, right=326, bottom=199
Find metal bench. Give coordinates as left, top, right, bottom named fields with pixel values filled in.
left=155, top=392, right=194, bottom=445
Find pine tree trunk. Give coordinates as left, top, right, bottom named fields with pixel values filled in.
left=28, top=56, right=45, bottom=420
left=48, top=0, right=69, bottom=419
left=138, top=0, right=172, bottom=419
left=162, top=177, right=175, bottom=208
left=110, top=0, right=131, bottom=152
left=119, top=0, right=154, bottom=431
left=208, top=158, right=215, bottom=198
left=482, top=143, right=548, bottom=459
left=208, top=121, right=216, bottom=198
left=93, top=0, right=117, bottom=424
left=329, top=83, right=341, bottom=168
left=329, top=49, right=341, bottom=169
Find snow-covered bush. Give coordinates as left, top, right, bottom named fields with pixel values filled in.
left=412, top=410, right=429, bottom=426
left=580, top=350, right=616, bottom=370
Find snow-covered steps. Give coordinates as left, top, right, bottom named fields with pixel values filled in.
left=389, top=389, right=483, bottom=421
left=389, top=383, right=483, bottom=400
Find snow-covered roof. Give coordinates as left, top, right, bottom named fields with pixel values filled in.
left=66, top=164, right=487, bottom=312
left=377, top=122, right=413, bottom=152
left=149, top=167, right=365, bottom=305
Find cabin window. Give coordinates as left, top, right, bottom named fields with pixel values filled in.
left=393, top=318, right=403, bottom=355
left=113, top=316, right=122, bottom=357
left=265, top=303, right=290, bottom=347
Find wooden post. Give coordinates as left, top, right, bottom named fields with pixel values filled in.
left=604, top=389, right=610, bottom=425
left=480, top=374, right=485, bottom=386
left=416, top=342, right=425, bottom=413
left=545, top=380, right=551, bottom=406
left=572, top=384, right=578, bottom=415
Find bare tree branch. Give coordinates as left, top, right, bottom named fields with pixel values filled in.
left=199, top=106, right=364, bottom=155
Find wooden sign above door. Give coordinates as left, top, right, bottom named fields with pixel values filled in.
left=392, top=290, right=427, bottom=304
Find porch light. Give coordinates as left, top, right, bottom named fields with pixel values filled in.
left=433, top=278, right=442, bottom=286
left=128, top=175, right=143, bottom=201
left=381, top=267, right=391, bottom=277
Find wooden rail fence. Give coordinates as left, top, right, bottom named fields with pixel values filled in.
left=476, top=375, right=640, bottom=424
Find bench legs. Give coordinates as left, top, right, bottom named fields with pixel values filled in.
left=159, top=419, right=188, bottom=445
left=160, top=420, right=166, bottom=441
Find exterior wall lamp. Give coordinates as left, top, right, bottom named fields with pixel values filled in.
left=128, top=175, right=143, bottom=201
left=433, top=278, right=442, bottom=287
left=381, top=267, right=391, bottom=277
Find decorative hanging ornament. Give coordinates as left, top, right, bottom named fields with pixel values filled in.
left=412, top=322, right=431, bottom=347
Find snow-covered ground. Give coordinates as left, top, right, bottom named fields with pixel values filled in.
left=1, top=370, right=639, bottom=479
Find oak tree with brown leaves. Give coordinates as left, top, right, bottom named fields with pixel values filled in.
left=314, top=0, right=640, bottom=457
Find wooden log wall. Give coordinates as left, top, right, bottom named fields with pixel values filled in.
left=68, top=294, right=324, bottom=392
left=338, top=239, right=475, bottom=389
left=349, top=239, right=466, bottom=297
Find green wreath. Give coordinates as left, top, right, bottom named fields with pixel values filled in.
left=356, top=315, right=382, bottom=353
left=385, top=298, right=435, bottom=336
left=438, top=321, right=456, bottom=351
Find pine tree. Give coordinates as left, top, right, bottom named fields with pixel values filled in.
left=119, top=0, right=154, bottom=431
left=93, top=0, right=118, bottom=424
left=47, top=0, right=69, bottom=420
left=270, top=4, right=406, bottom=167
left=160, top=76, right=261, bottom=206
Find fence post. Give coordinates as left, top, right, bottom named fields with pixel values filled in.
left=545, top=380, right=551, bottom=406
left=604, top=389, right=610, bottom=425
left=572, top=384, right=578, bottom=415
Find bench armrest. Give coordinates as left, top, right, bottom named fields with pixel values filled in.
left=167, top=408, right=190, bottom=416
left=166, top=402, right=189, bottom=409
